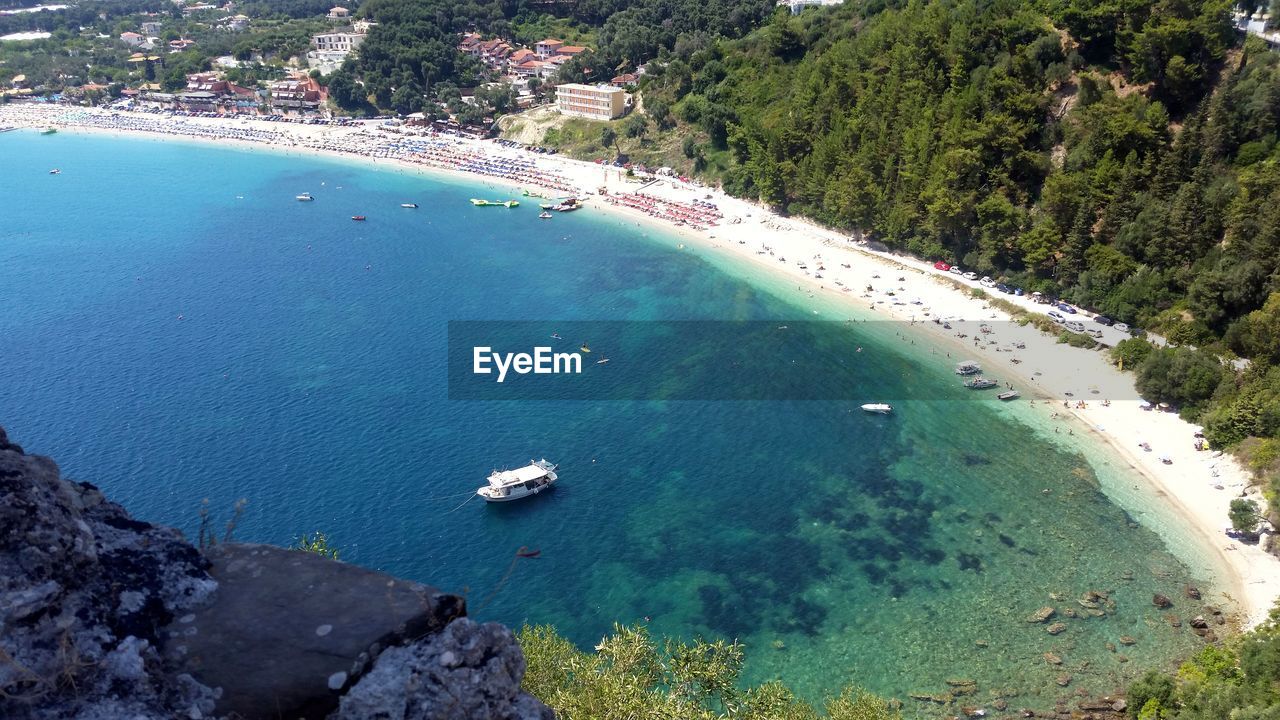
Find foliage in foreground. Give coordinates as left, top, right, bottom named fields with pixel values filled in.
left=1124, top=604, right=1280, bottom=719
left=518, top=623, right=900, bottom=720
left=294, top=530, right=341, bottom=559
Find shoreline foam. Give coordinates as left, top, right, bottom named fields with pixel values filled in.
left=5, top=103, right=1275, bottom=628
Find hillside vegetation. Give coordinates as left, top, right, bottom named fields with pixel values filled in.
left=621, top=0, right=1280, bottom=504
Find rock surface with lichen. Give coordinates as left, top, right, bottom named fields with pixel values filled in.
left=0, top=427, right=553, bottom=720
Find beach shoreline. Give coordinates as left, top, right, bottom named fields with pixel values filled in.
left=6, top=103, right=1276, bottom=628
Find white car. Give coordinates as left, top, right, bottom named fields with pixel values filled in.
left=1114, top=323, right=1130, bottom=333
left=949, top=266, right=964, bottom=275
left=1065, top=320, right=1086, bottom=332
left=1048, top=311, right=1065, bottom=323
left=979, top=276, right=996, bottom=288
left=963, top=271, right=978, bottom=280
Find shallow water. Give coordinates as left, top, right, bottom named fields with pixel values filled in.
left=0, top=132, right=1209, bottom=714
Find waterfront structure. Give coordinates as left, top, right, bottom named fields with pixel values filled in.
left=555, top=83, right=626, bottom=120
left=268, top=76, right=325, bottom=114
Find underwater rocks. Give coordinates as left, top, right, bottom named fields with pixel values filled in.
left=1028, top=606, right=1056, bottom=623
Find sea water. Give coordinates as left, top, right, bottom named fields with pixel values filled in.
left=0, top=132, right=1208, bottom=714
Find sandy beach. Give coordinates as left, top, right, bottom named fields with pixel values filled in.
left=6, top=103, right=1276, bottom=628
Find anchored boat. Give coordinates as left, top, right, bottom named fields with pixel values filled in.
left=955, top=361, right=981, bottom=375
left=471, top=198, right=520, bottom=208
left=964, top=377, right=999, bottom=390
left=477, top=459, right=558, bottom=503
left=861, top=403, right=892, bottom=414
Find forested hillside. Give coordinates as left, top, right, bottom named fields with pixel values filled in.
left=328, top=0, right=774, bottom=113
left=628, top=0, right=1280, bottom=487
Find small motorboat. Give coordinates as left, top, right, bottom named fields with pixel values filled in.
left=964, top=377, right=999, bottom=390
left=296, top=193, right=314, bottom=201
left=40, top=127, right=57, bottom=135
left=579, top=343, right=591, bottom=353
left=401, top=203, right=418, bottom=208
left=997, top=390, right=1020, bottom=401
left=351, top=215, right=366, bottom=221
left=538, top=211, right=552, bottom=219
left=48, top=168, right=61, bottom=175
left=596, top=357, right=610, bottom=365
left=955, top=361, right=981, bottom=375
left=476, top=459, right=558, bottom=503
left=550, top=332, right=562, bottom=340
left=861, top=403, right=893, bottom=414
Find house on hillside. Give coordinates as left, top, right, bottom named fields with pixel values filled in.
left=328, top=6, right=350, bottom=19
left=555, top=83, right=626, bottom=120
left=120, top=31, right=144, bottom=46
left=535, top=39, right=563, bottom=58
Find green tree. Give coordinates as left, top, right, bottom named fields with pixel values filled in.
left=600, top=125, right=618, bottom=153
left=1230, top=498, right=1263, bottom=536
left=518, top=623, right=900, bottom=720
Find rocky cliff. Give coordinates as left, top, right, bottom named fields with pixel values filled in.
left=0, top=427, right=554, bottom=720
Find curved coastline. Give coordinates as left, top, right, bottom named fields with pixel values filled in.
left=4, top=103, right=1275, bottom=630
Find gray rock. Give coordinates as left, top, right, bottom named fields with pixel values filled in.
left=335, top=617, right=554, bottom=720
left=1, top=427, right=551, bottom=720
left=164, top=543, right=467, bottom=719
left=0, top=433, right=218, bottom=720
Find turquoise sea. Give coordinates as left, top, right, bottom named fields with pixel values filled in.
left=0, top=132, right=1211, bottom=714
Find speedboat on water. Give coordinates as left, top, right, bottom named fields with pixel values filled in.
left=351, top=215, right=366, bottom=221
left=861, top=403, right=892, bottom=414
left=964, top=377, right=998, bottom=390
left=997, top=390, right=1020, bottom=401
left=296, top=193, right=314, bottom=201
left=476, top=459, right=558, bottom=503
left=401, top=203, right=418, bottom=208
left=955, top=361, right=981, bottom=375
left=48, top=168, right=60, bottom=175
left=539, top=211, right=552, bottom=219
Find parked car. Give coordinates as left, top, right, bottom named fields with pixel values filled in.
left=1114, top=322, right=1130, bottom=333
left=934, top=261, right=951, bottom=271
left=1087, top=329, right=1105, bottom=339
left=1048, top=311, right=1065, bottom=323
left=963, top=271, right=978, bottom=280
left=1013, top=287, right=1025, bottom=296
left=949, top=266, right=964, bottom=275
left=995, top=283, right=1011, bottom=293
left=980, top=276, right=996, bottom=288
left=1094, top=315, right=1114, bottom=326
left=1055, top=302, right=1077, bottom=314
left=1065, top=320, right=1086, bottom=332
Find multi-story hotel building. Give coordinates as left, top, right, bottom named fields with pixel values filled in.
left=555, top=83, right=626, bottom=121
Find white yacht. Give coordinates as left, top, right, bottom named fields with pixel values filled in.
left=861, top=403, right=892, bottom=414
left=477, top=459, right=558, bottom=503
left=296, top=193, right=314, bottom=201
